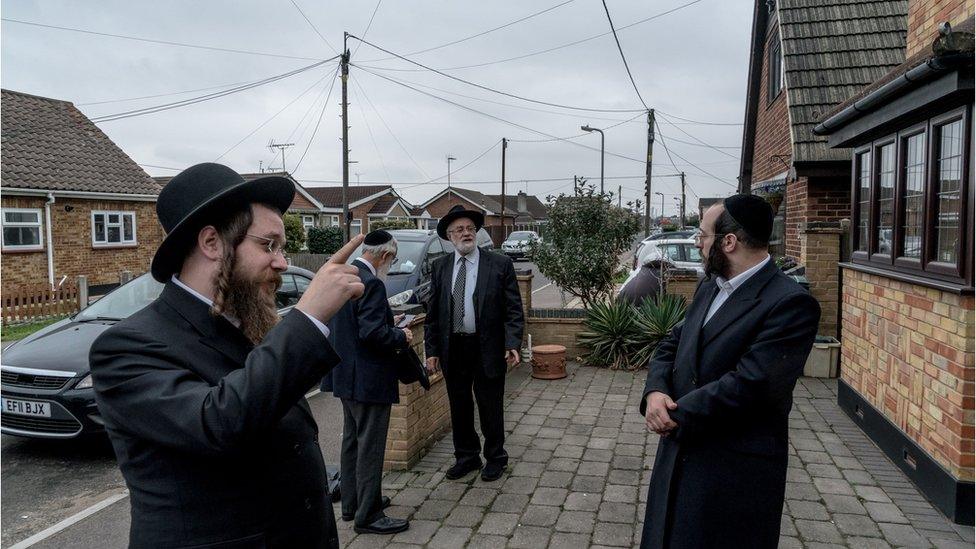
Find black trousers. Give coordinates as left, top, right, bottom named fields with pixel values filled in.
left=339, top=399, right=391, bottom=526
left=444, top=334, right=507, bottom=467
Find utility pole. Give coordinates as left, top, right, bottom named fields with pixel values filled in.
left=447, top=155, right=456, bottom=186
left=644, top=109, right=655, bottom=237
left=680, top=172, right=687, bottom=227
left=340, top=33, right=351, bottom=243
left=501, top=138, right=507, bottom=238
left=618, top=185, right=622, bottom=208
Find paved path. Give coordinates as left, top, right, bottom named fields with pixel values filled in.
left=339, top=365, right=974, bottom=548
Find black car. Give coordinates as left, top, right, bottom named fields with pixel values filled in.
left=0, top=266, right=316, bottom=439
left=347, top=228, right=493, bottom=308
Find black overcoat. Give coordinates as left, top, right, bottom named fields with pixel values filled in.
left=90, top=282, right=341, bottom=549
left=321, top=260, right=409, bottom=404
left=423, top=249, right=524, bottom=378
left=638, top=260, right=820, bottom=549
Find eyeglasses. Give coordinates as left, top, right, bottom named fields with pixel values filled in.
left=693, top=231, right=732, bottom=244
left=448, top=226, right=477, bottom=236
left=245, top=234, right=286, bottom=257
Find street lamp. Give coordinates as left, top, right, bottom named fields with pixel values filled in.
left=447, top=155, right=456, bottom=186
left=655, top=191, right=665, bottom=226
left=580, top=125, right=604, bottom=193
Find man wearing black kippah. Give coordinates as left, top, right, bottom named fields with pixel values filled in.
left=322, top=229, right=412, bottom=535
left=637, top=194, right=821, bottom=549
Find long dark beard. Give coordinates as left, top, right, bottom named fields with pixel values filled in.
left=704, top=237, right=731, bottom=279
left=213, top=257, right=282, bottom=345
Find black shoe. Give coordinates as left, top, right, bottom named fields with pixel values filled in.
left=445, top=460, right=482, bottom=480
left=353, top=516, right=409, bottom=535
left=481, top=462, right=505, bottom=482
left=342, top=496, right=391, bottom=522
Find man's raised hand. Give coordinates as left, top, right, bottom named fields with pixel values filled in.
left=296, top=234, right=366, bottom=324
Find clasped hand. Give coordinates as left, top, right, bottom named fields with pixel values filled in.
left=645, top=391, right=678, bottom=435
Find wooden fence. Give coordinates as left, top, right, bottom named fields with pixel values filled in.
left=287, top=253, right=331, bottom=272
left=2, top=281, right=84, bottom=325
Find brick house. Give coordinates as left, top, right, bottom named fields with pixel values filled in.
left=814, top=2, right=974, bottom=524
left=1, top=89, right=164, bottom=294
left=418, top=187, right=547, bottom=244
left=739, top=0, right=910, bottom=337
left=304, top=185, right=415, bottom=237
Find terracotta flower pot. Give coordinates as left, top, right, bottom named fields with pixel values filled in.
left=531, top=345, right=567, bottom=380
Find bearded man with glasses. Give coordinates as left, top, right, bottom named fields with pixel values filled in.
left=424, top=205, right=524, bottom=482
left=638, top=194, right=821, bottom=549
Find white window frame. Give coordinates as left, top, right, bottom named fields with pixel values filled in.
left=1, top=208, right=44, bottom=251
left=329, top=215, right=340, bottom=227
left=301, top=215, right=315, bottom=231
left=91, top=210, right=137, bottom=247
left=350, top=219, right=363, bottom=237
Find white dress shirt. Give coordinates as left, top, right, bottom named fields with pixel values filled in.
left=450, top=247, right=479, bottom=334
left=171, top=275, right=330, bottom=338
left=703, top=255, right=771, bottom=325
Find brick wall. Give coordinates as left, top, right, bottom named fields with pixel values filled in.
left=1, top=196, right=163, bottom=290
left=800, top=224, right=844, bottom=337
left=665, top=270, right=698, bottom=305
left=841, top=268, right=975, bottom=481
left=784, top=178, right=851, bottom=258
left=750, top=21, right=793, bottom=184
left=906, top=0, right=975, bottom=58
left=526, top=317, right=586, bottom=361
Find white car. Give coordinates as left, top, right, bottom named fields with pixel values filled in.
left=502, top=230, right=541, bottom=260
left=632, top=237, right=705, bottom=277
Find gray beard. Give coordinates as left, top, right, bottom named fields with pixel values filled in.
left=455, top=241, right=476, bottom=255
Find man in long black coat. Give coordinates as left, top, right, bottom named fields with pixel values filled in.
left=90, top=163, right=366, bottom=548
left=639, top=195, right=820, bottom=549
left=321, top=230, right=412, bottom=535
left=425, top=205, right=524, bottom=482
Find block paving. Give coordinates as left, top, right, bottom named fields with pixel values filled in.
left=334, top=364, right=974, bottom=548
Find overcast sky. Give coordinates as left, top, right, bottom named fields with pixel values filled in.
left=2, top=0, right=752, bottom=214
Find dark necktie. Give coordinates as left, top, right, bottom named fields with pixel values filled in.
left=452, top=257, right=467, bottom=333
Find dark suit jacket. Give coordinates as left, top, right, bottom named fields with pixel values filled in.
left=90, top=282, right=341, bottom=549
left=424, top=249, right=524, bottom=378
left=321, top=260, right=409, bottom=404
left=637, top=260, right=820, bottom=549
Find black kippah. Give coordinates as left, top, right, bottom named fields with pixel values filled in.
left=363, top=229, right=393, bottom=246
left=723, top=194, right=774, bottom=243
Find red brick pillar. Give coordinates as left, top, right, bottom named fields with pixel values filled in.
left=799, top=221, right=844, bottom=338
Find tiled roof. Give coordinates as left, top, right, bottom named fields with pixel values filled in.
left=304, top=185, right=391, bottom=208
left=369, top=194, right=397, bottom=214
left=484, top=194, right=549, bottom=220
left=450, top=187, right=503, bottom=214
left=779, top=0, right=909, bottom=162
left=1, top=89, right=160, bottom=195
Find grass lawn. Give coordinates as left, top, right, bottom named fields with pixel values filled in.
left=2, top=316, right=69, bottom=342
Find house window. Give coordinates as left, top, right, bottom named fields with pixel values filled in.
left=92, top=211, right=137, bottom=246
left=767, top=38, right=783, bottom=102
left=329, top=215, right=340, bottom=227
left=350, top=219, right=362, bottom=238
left=850, top=106, right=971, bottom=284
left=1, top=208, right=43, bottom=250
left=301, top=215, right=315, bottom=232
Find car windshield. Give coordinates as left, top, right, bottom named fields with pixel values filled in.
left=508, top=231, right=535, bottom=240
left=684, top=245, right=702, bottom=262
left=75, top=274, right=164, bottom=321
left=389, top=240, right=426, bottom=275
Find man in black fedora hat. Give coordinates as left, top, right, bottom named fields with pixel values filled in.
left=425, top=205, right=524, bottom=482
left=321, top=229, right=413, bottom=535
left=638, top=194, right=820, bottom=548
left=90, top=162, right=366, bottom=548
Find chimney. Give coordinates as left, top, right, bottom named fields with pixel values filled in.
left=517, top=191, right=528, bottom=214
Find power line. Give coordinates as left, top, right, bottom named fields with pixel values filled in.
left=77, top=77, right=269, bottom=106
left=508, top=113, right=644, bottom=143
left=360, top=0, right=575, bottom=62
left=268, top=73, right=339, bottom=168
left=303, top=173, right=660, bottom=186
left=90, top=59, right=334, bottom=123
left=657, top=112, right=740, bottom=158
left=1, top=18, right=325, bottom=61
left=400, top=140, right=502, bottom=189
left=654, top=121, right=737, bottom=189
left=356, top=0, right=701, bottom=72
left=139, top=163, right=182, bottom=171
left=349, top=79, right=394, bottom=182
left=353, top=0, right=384, bottom=56
left=351, top=74, right=431, bottom=180
left=214, top=65, right=338, bottom=161
left=348, top=35, right=646, bottom=113
left=656, top=111, right=743, bottom=126
left=599, top=0, right=648, bottom=110
left=292, top=68, right=342, bottom=174
left=288, top=0, right=339, bottom=55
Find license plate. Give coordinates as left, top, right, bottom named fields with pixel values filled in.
left=1, top=397, right=51, bottom=417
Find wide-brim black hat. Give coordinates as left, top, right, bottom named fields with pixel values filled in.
left=436, top=204, right=484, bottom=240
left=150, top=163, right=295, bottom=282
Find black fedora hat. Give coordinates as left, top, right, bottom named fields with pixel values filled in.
left=150, top=163, right=295, bottom=282
left=436, top=204, right=484, bottom=240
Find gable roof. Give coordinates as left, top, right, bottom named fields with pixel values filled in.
left=304, top=185, right=393, bottom=209
left=484, top=193, right=549, bottom=220
left=1, top=89, right=160, bottom=195
left=739, top=0, right=909, bottom=178
left=419, top=186, right=507, bottom=215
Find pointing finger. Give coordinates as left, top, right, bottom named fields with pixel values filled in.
left=326, top=234, right=365, bottom=265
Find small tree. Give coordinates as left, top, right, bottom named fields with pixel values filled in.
left=532, top=178, right=640, bottom=308
left=307, top=226, right=343, bottom=254
left=283, top=214, right=306, bottom=253
left=369, top=219, right=416, bottom=231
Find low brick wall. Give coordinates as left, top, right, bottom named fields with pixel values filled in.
left=841, top=267, right=975, bottom=482
left=665, top=269, right=698, bottom=304
left=526, top=309, right=587, bottom=361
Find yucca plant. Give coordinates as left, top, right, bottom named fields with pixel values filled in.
left=578, top=299, right=638, bottom=370
left=629, top=293, right=688, bottom=370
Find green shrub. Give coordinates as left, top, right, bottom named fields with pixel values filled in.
left=578, top=293, right=687, bottom=370
left=369, top=219, right=416, bottom=231
left=283, top=214, right=306, bottom=253
left=307, top=226, right=343, bottom=254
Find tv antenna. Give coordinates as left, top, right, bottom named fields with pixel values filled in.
left=267, top=139, right=295, bottom=174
